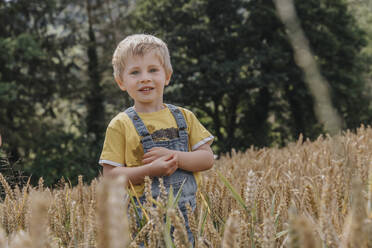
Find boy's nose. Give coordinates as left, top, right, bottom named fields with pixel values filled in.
left=139, top=73, right=151, bottom=83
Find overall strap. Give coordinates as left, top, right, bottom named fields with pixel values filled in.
left=124, top=107, right=155, bottom=151
left=166, top=104, right=189, bottom=145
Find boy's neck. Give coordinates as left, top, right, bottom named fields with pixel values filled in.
left=133, top=102, right=166, bottom=113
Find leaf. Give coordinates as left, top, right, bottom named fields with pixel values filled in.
left=128, top=181, right=149, bottom=223
left=217, top=171, right=249, bottom=213
left=172, top=178, right=187, bottom=208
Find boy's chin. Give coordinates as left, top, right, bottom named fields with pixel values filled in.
left=134, top=100, right=164, bottom=107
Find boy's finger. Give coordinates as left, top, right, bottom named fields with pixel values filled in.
left=173, top=153, right=178, bottom=161
left=168, top=166, right=177, bottom=176
left=143, top=153, right=164, bottom=163
left=165, top=160, right=177, bottom=174
left=143, top=148, right=163, bottom=159
left=167, top=154, right=178, bottom=166
left=163, top=153, right=174, bottom=161
left=169, top=153, right=178, bottom=164
left=142, top=151, right=154, bottom=158
left=143, top=152, right=159, bottom=161
left=142, top=157, right=154, bottom=164
left=148, top=147, right=162, bottom=152
left=142, top=152, right=154, bottom=159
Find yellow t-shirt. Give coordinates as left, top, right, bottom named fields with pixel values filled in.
left=99, top=105, right=214, bottom=195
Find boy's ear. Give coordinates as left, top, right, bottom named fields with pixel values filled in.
left=165, top=72, right=172, bottom=86
left=115, top=77, right=126, bottom=91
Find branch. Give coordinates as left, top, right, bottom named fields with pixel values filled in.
left=274, top=0, right=342, bottom=136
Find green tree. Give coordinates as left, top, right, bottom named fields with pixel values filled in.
left=132, top=0, right=370, bottom=153
left=0, top=0, right=77, bottom=160
left=0, top=0, right=136, bottom=185
left=347, top=0, right=372, bottom=108
left=0, top=0, right=97, bottom=185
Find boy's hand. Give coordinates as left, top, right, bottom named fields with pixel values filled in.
left=142, top=147, right=176, bottom=164
left=145, top=153, right=178, bottom=177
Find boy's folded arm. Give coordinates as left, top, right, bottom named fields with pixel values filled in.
left=176, top=143, right=214, bottom=172
left=102, top=153, right=179, bottom=185
left=102, top=163, right=150, bottom=185
left=142, top=144, right=214, bottom=172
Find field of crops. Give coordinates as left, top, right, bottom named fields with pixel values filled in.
left=0, top=125, right=372, bottom=248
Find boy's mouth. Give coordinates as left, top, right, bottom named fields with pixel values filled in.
left=139, top=86, right=154, bottom=92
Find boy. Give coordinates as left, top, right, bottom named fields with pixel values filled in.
left=99, top=34, right=214, bottom=244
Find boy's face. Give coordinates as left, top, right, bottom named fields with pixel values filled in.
left=117, top=51, right=171, bottom=112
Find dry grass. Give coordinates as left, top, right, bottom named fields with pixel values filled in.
left=1, top=125, right=372, bottom=247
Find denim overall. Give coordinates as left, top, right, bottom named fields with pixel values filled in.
left=125, top=104, right=197, bottom=245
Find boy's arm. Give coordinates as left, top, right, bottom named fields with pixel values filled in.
left=103, top=164, right=149, bottom=185
left=142, top=143, right=214, bottom=173
left=103, top=153, right=179, bottom=184
left=177, top=143, right=214, bottom=172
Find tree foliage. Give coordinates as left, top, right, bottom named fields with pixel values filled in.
left=0, top=0, right=79, bottom=158
left=132, top=0, right=371, bottom=153
left=0, top=0, right=133, bottom=185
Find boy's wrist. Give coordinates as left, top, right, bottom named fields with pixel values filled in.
left=144, top=163, right=152, bottom=177
left=173, top=150, right=181, bottom=168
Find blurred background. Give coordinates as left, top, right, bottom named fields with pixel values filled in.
left=0, top=0, right=371, bottom=186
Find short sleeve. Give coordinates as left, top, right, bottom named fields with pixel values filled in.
left=182, top=108, right=214, bottom=151
left=99, top=125, right=125, bottom=167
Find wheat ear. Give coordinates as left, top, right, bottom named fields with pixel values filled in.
left=168, top=208, right=189, bottom=248
left=0, top=173, right=13, bottom=200
left=29, top=191, right=52, bottom=248
left=222, top=210, right=239, bottom=248
left=0, top=225, right=8, bottom=248
left=128, top=219, right=153, bottom=248
left=8, top=230, right=32, bottom=248
left=343, top=178, right=368, bottom=248
left=96, top=175, right=129, bottom=248
left=262, top=212, right=276, bottom=248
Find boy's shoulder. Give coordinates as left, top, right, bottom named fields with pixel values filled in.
left=165, top=104, right=199, bottom=122
left=107, top=111, right=131, bottom=130
left=177, top=106, right=198, bottom=120
left=168, top=104, right=193, bottom=116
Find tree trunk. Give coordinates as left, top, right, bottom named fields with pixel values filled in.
left=85, top=0, right=105, bottom=142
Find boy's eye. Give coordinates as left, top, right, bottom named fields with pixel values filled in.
left=130, top=70, right=139, bottom=75
left=149, top=68, right=158, bottom=73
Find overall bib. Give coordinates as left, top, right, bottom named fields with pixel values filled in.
left=125, top=104, right=197, bottom=244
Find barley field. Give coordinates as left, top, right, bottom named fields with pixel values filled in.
left=0, top=125, right=372, bottom=248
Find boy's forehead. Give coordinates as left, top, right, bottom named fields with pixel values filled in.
left=126, top=50, right=163, bottom=64
left=130, top=46, right=161, bottom=57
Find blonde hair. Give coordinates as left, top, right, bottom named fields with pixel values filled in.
left=112, top=34, right=173, bottom=81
